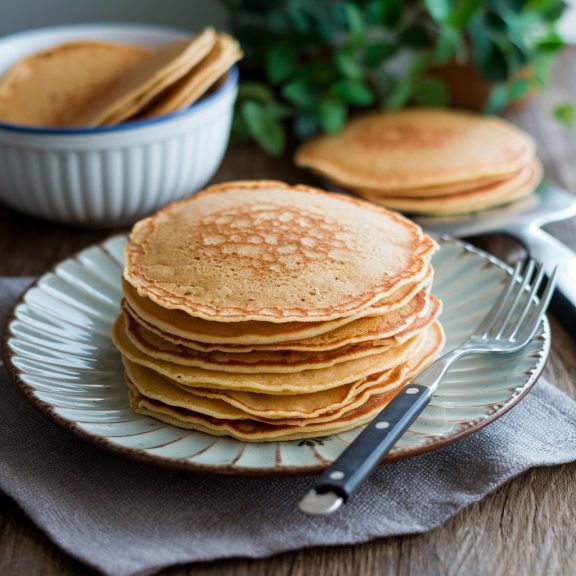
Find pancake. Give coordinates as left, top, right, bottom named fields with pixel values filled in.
left=141, top=33, right=242, bottom=118
left=295, top=108, right=535, bottom=190
left=358, top=159, right=542, bottom=215
left=124, top=180, right=437, bottom=322
left=314, top=167, right=514, bottom=198
left=122, top=290, right=440, bottom=354
left=124, top=320, right=445, bottom=441
left=112, top=314, right=427, bottom=394
left=124, top=320, right=443, bottom=422
left=121, top=265, right=432, bottom=345
left=69, top=28, right=217, bottom=127
left=121, top=291, right=434, bottom=373
left=0, top=41, right=150, bottom=126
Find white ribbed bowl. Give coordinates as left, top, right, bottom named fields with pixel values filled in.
left=0, top=24, right=238, bottom=226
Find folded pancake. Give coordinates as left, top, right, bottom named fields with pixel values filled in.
left=123, top=180, right=437, bottom=322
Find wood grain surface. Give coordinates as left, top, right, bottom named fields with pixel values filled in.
left=0, top=49, right=575, bottom=576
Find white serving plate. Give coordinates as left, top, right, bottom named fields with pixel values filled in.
left=3, top=236, right=550, bottom=475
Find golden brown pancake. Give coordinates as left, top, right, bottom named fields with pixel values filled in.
left=121, top=292, right=433, bottom=373
left=358, top=159, right=542, bottom=215
left=0, top=41, right=150, bottom=126
left=124, top=180, right=437, bottom=322
left=121, top=266, right=432, bottom=345
left=141, top=33, right=242, bottom=118
left=125, top=321, right=445, bottom=440
left=112, top=314, right=427, bottom=394
left=122, top=290, right=440, bottom=354
left=69, top=28, right=217, bottom=126
left=123, top=320, right=442, bottom=422
left=314, top=167, right=515, bottom=198
left=295, top=108, right=535, bottom=190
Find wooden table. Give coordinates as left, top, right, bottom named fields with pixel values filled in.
left=1, top=51, right=575, bottom=575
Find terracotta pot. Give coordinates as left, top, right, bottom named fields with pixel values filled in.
left=431, top=59, right=534, bottom=111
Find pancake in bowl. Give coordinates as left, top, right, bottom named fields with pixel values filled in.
left=0, top=41, right=150, bottom=126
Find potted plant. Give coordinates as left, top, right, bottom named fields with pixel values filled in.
left=222, top=0, right=570, bottom=155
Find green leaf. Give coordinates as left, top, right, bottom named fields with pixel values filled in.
left=331, top=79, right=375, bottom=105
left=413, top=77, right=449, bottom=106
left=364, top=41, right=395, bottom=67
left=525, top=0, right=566, bottom=20
left=282, top=79, right=317, bottom=108
left=448, top=0, right=484, bottom=29
left=425, top=0, right=452, bottom=22
left=385, top=54, right=430, bottom=109
left=433, top=27, right=462, bottom=64
left=469, top=17, right=492, bottom=67
left=476, top=41, right=510, bottom=82
left=344, top=3, right=365, bottom=45
left=265, top=44, right=297, bottom=84
left=508, top=78, right=530, bottom=101
left=483, top=84, right=509, bottom=113
left=398, top=24, right=433, bottom=48
left=334, top=49, right=364, bottom=79
left=238, top=82, right=276, bottom=104
left=364, top=0, right=387, bottom=24
left=536, top=30, right=565, bottom=53
left=242, top=101, right=286, bottom=156
left=294, top=113, right=321, bottom=139
left=319, top=97, right=347, bottom=133
left=382, top=0, right=403, bottom=27
left=553, top=103, right=576, bottom=126
left=532, top=50, right=556, bottom=84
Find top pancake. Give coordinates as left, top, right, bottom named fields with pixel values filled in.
left=0, top=41, right=150, bottom=127
left=295, top=108, right=535, bottom=190
left=124, top=180, right=436, bottom=323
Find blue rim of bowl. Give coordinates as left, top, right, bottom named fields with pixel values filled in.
left=0, top=24, right=239, bottom=135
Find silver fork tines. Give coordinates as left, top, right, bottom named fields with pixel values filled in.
left=471, top=258, right=557, bottom=351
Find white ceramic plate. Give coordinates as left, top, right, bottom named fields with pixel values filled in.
left=4, top=236, right=550, bottom=475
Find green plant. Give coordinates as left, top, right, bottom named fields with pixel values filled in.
left=224, top=0, right=568, bottom=155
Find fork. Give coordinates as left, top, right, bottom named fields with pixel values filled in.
left=299, top=258, right=558, bottom=516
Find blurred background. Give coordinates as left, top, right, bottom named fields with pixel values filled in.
left=0, top=0, right=227, bottom=36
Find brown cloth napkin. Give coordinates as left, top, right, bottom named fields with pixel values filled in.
left=1, top=277, right=576, bottom=576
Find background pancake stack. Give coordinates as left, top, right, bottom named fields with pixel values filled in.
left=112, top=180, right=445, bottom=441
left=295, top=108, right=541, bottom=216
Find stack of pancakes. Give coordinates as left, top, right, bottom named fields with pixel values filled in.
left=112, top=181, right=444, bottom=441
left=295, top=108, right=541, bottom=216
